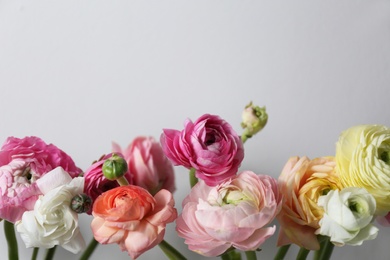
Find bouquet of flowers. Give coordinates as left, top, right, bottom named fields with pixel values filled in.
left=1, top=102, right=389, bottom=260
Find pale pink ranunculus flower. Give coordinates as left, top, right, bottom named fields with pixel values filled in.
left=83, top=153, right=132, bottom=214
left=0, top=136, right=82, bottom=223
left=112, top=136, right=175, bottom=195
left=160, top=114, right=244, bottom=186
left=91, top=185, right=177, bottom=259
left=176, top=171, right=282, bottom=257
left=276, top=156, right=342, bottom=250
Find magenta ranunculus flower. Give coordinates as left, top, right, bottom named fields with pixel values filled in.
left=0, top=136, right=82, bottom=223
left=83, top=153, right=132, bottom=214
left=160, top=114, right=244, bottom=186
left=176, top=171, right=282, bottom=257
left=113, top=136, right=175, bottom=195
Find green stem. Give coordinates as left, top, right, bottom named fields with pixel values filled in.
left=189, top=168, right=198, bottom=188
left=220, top=249, right=241, bottom=260
left=116, top=176, right=129, bottom=186
left=221, top=253, right=230, bottom=260
left=314, top=237, right=334, bottom=260
left=4, top=220, right=18, bottom=260
left=44, top=246, right=57, bottom=260
left=245, top=251, right=257, bottom=260
left=79, top=238, right=99, bottom=260
left=274, top=245, right=291, bottom=260
left=158, top=240, right=186, bottom=260
left=241, top=134, right=249, bottom=144
left=296, top=247, right=310, bottom=260
left=31, top=248, right=39, bottom=260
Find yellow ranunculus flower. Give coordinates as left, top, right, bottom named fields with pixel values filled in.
left=336, top=124, right=390, bottom=215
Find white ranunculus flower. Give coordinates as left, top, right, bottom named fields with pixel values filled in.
left=315, top=187, right=379, bottom=246
left=15, top=167, right=86, bottom=254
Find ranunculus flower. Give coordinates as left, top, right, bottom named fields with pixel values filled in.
left=0, top=136, right=82, bottom=223
left=84, top=153, right=132, bottom=214
left=176, top=171, right=281, bottom=257
left=91, top=185, right=177, bottom=259
left=376, top=212, right=390, bottom=226
left=160, top=114, right=244, bottom=186
left=112, top=136, right=175, bottom=195
left=336, top=125, right=390, bottom=215
left=15, top=167, right=86, bottom=254
left=277, top=156, right=342, bottom=250
left=315, top=187, right=378, bottom=246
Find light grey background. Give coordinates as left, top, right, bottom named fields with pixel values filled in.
left=1, top=1, right=390, bottom=259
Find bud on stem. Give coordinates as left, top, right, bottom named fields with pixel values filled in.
left=102, top=154, right=128, bottom=180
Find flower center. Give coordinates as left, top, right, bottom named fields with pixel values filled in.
left=380, top=151, right=390, bottom=164
left=378, top=142, right=390, bottom=165
left=222, top=190, right=246, bottom=205
left=22, top=167, right=32, bottom=183
left=348, top=197, right=369, bottom=216
left=205, top=134, right=216, bottom=146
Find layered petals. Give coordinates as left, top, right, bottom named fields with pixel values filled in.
left=176, top=171, right=281, bottom=257
left=91, top=186, right=177, bottom=259
left=161, top=114, right=244, bottom=186
left=276, top=156, right=342, bottom=250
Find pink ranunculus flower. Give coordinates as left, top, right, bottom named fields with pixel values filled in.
left=91, top=185, right=177, bottom=259
left=83, top=153, right=132, bottom=214
left=160, top=114, right=244, bottom=186
left=0, top=136, right=82, bottom=223
left=176, top=171, right=282, bottom=257
left=113, top=136, right=175, bottom=195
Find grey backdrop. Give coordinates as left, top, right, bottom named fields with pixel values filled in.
left=1, top=1, right=390, bottom=259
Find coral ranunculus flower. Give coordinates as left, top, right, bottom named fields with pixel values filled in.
left=176, top=171, right=281, bottom=257
left=277, top=156, right=342, bottom=250
left=0, top=136, right=82, bottom=223
left=160, top=114, right=244, bottom=186
left=336, top=124, right=390, bottom=215
left=91, top=185, right=177, bottom=259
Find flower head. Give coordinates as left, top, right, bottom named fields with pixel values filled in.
left=336, top=124, right=390, bottom=215
left=83, top=153, right=132, bottom=214
left=15, top=167, right=86, bottom=254
left=0, top=136, right=82, bottom=223
left=176, top=171, right=281, bottom=257
left=277, top=156, right=342, bottom=250
left=160, top=114, right=244, bottom=186
left=113, top=136, right=175, bottom=195
left=315, top=187, right=378, bottom=246
left=91, top=185, right=177, bottom=259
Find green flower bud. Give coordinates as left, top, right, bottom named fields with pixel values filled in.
left=241, top=101, right=268, bottom=139
left=102, top=153, right=128, bottom=180
left=70, top=194, right=92, bottom=214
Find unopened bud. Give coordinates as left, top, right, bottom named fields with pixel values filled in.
left=70, top=194, right=92, bottom=214
left=241, top=101, right=268, bottom=138
left=102, top=153, right=128, bottom=180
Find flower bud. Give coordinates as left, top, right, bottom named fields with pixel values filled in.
left=241, top=102, right=268, bottom=139
left=70, top=193, right=92, bottom=214
left=102, top=154, right=128, bottom=180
